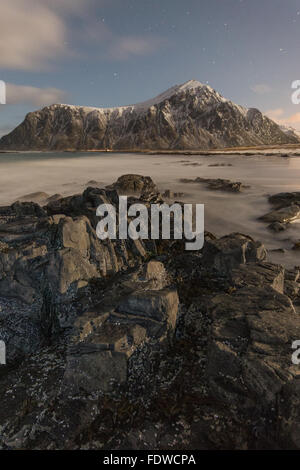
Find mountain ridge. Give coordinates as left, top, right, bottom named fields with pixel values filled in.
left=0, top=80, right=298, bottom=151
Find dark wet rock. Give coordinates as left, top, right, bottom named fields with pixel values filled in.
left=62, top=259, right=178, bottom=394
left=182, top=162, right=203, bottom=167
left=0, top=185, right=160, bottom=363
left=108, top=174, right=157, bottom=195
left=180, top=177, right=244, bottom=192
left=268, top=221, right=288, bottom=232
left=269, top=192, right=300, bottom=209
left=11, top=201, right=47, bottom=218
left=261, top=191, right=300, bottom=231
left=260, top=205, right=300, bottom=225
left=162, top=189, right=185, bottom=199
left=208, top=163, right=233, bottom=167
left=284, top=280, right=300, bottom=298
left=140, top=189, right=164, bottom=204
left=206, top=285, right=300, bottom=406
left=285, top=267, right=300, bottom=282
left=202, top=233, right=267, bottom=275
left=230, top=262, right=285, bottom=294
left=1, top=177, right=300, bottom=450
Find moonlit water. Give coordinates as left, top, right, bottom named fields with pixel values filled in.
left=0, top=151, right=299, bottom=268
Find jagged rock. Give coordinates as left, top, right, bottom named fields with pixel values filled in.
left=285, top=268, right=300, bottom=283
left=230, top=262, right=285, bottom=294
left=0, top=185, right=159, bottom=364
left=1, top=178, right=300, bottom=450
left=63, top=323, right=147, bottom=394
left=138, top=260, right=168, bottom=289
left=202, top=233, right=267, bottom=274
left=116, top=289, right=179, bottom=329
left=63, top=279, right=179, bottom=393
left=284, top=280, right=300, bottom=298
left=56, top=216, right=91, bottom=257
left=62, top=257, right=177, bottom=394
left=206, top=285, right=300, bottom=406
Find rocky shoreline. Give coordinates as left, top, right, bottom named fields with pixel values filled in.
left=0, top=175, right=300, bottom=449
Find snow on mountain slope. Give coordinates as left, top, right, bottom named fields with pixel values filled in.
left=59, top=80, right=228, bottom=113
left=280, top=125, right=300, bottom=140
left=0, top=80, right=298, bottom=151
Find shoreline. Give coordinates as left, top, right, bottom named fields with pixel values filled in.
left=1, top=143, right=300, bottom=157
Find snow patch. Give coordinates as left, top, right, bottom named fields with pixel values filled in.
left=54, top=79, right=236, bottom=117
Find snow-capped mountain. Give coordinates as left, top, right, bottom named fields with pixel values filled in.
left=280, top=125, right=300, bottom=141
left=0, top=80, right=298, bottom=150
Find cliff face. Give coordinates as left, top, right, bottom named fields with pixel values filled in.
left=0, top=80, right=298, bottom=150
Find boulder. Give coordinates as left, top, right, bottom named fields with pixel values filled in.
left=202, top=233, right=267, bottom=274
left=260, top=205, right=300, bottom=224
left=108, top=174, right=157, bottom=195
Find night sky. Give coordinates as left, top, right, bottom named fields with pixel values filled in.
left=1, top=0, right=300, bottom=135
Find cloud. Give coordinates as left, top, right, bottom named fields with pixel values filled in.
left=0, top=1, right=65, bottom=70
left=108, top=35, right=166, bottom=60
left=0, top=0, right=96, bottom=70
left=265, top=108, right=300, bottom=130
left=0, top=1, right=167, bottom=71
left=251, top=84, right=273, bottom=94
left=266, top=108, right=284, bottom=120
left=283, top=113, right=300, bottom=128
left=5, top=83, right=67, bottom=106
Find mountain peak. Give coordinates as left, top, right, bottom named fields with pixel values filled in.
left=177, top=79, right=207, bottom=91
left=51, top=80, right=216, bottom=114
left=133, top=79, right=212, bottom=110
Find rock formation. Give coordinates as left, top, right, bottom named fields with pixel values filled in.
left=1, top=176, right=300, bottom=449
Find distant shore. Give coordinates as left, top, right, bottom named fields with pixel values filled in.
left=1, top=143, right=300, bottom=156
